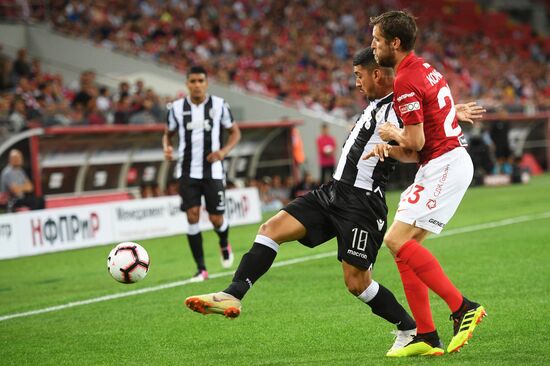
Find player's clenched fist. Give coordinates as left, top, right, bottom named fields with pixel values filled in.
left=378, top=123, right=399, bottom=142
left=164, top=145, right=173, bottom=161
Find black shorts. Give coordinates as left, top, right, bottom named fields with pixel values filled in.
left=283, top=180, right=387, bottom=270
left=179, top=177, right=226, bottom=215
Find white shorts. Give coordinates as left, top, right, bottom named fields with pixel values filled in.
left=394, top=147, right=473, bottom=234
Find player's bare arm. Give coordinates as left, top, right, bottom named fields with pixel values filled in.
left=206, top=123, right=241, bottom=163
left=163, top=128, right=176, bottom=161
left=363, top=143, right=419, bottom=163
left=455, top=102, right=485, bottom=124
left=379, top=122, right=425, bottom=151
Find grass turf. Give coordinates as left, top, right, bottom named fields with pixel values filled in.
left=0, top=174, right=549, bottom=365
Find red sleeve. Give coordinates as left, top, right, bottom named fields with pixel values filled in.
left=394, top=74, right=424, bottom=126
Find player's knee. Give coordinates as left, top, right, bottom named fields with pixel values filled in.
left=383, top=234, right=401, bottom=254
left=345, top=278, right=370, bottom=296
left=209, top=215, right=223, bottom=228
left=344, top=273, right=371, bottom=296
left=187, top=213, right=199, bottom=224
left=258, top=220, right=274, bottom=237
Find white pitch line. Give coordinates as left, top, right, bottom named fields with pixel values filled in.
left=1, top=211, right=549, bottom=323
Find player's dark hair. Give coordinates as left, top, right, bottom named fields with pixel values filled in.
left=187, top=65, right=208, bottom=78
left=353, top=47, right=378, bottom=69
left=370, top=10, right=417, bottom=52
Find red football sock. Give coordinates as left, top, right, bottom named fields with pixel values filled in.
left=395, top=257, right=435, bottom=334
left=397, top=239, right=463, bottom=313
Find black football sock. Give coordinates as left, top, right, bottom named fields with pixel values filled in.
left=223, top=236, right=278, bottom=300
left=215, top=219, right=230, bottom=259
left=415, top=331, right=442, bottom=347
left=187, top=223, right=205, bottom=271
left=358, top=281, right=416, bottom=331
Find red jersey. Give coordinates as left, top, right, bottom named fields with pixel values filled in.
left=393, top=53, right=467, bottom=164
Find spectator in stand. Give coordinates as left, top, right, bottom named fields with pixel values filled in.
left=86, top=96, right=107, bottom=125
left=8, top=97, right=27, bottom=133
left=0, top=95, right=10, bottom=136
left=165, top=178, right=179, bottom=196
left=259, top=176, right=283, bottom=212
left=129, top=97, right=156, bottom=124
left=116, top=81, right=130, bottom=102
left=0, top=45, right=13, bottom=91
left=12, top=49, right=31, bottom=81
left=293, top=171, right=318, bottom=198
left=0, top=149, right=44, bottom=211
left=15, top=77, right=40, bottom=119
left=113, top=94, right=131, bottom=124
left=269, top=175, right=292, bottom=206
left=316, top=123, right=337, bottom=184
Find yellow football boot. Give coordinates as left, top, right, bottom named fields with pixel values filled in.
left=386, top=333, right=444, bottom=357
left=448, top=302, right=487, bottom=353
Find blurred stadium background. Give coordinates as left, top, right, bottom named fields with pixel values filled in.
left=0, top=0, right=549, bottom=208
left=0, top=1, right=549, bottom=364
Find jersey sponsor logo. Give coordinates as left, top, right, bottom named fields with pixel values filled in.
left=377, top=219, right=385, bottom=231
left=399, top=102, right=420, bottom=114
left=396, top=92, right=415, bottom=102
left=186, top=119, right=211, bottom=131
left=433, top=164, right=449, bottom=198
left=428, top=218, right=445, bottom=228
left=426, top=199, right=437, bottom=209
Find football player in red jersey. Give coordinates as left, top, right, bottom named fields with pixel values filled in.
left=367, top=10, right=487, bottom=357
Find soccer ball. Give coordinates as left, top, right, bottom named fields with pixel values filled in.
left=107, top=242, right=150, bottom=284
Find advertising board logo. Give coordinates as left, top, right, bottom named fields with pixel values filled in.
left=31, top=212, right=100, bottom=246
left=0, top=224, right=12, bottom=240
left=226, top=195, right=249, bottom=219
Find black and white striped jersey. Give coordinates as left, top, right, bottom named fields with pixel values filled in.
left=167, top=95, right=234, bottom=180
left=333, top=93, right=402, bottom=196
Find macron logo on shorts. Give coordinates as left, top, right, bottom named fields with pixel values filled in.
left=399, top=102, right=420, bottom=114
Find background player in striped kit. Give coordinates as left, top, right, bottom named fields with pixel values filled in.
left=163, top=66, right=241, bottom=282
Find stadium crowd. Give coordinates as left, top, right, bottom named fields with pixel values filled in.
left=0, top=47, right=172, bottom=139
left=1, top=0, right=549, bottom=138
left=45, top=0, right=550, bottom=118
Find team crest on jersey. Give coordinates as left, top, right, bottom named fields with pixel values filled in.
left=399, top=102, right=420, bottom=114
left=358, top=113, right=370, bottom=130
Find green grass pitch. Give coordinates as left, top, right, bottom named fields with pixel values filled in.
left=1, top=174, right=549, bottom=365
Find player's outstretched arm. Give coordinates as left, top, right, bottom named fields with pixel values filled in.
left=456, top=102, right=485, bottom=124
left=363, top=144, right=419, bottom=163
left=379, top=122, right=425, bottom=151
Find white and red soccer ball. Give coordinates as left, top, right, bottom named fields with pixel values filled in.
left=107, top=242, right=150, bottom=284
